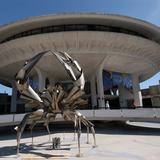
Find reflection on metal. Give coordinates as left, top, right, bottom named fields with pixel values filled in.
left=14, top=50, right=96, bottom=157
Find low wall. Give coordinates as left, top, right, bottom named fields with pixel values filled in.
left=0, top=108, right=160, bottom=126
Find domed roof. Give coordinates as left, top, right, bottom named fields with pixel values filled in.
left=0, top=13, right=160, bottom=82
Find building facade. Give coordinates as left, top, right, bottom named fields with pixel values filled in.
left=0, top=13, right=160, bottom=114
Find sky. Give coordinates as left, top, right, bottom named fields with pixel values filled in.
left=0, top=0, right=160, bottom=95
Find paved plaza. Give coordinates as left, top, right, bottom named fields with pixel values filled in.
left=0, top=122, right=160, bottom=160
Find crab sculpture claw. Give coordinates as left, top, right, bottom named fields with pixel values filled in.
left=16, top=50, right=49, bottom=84
left=15, top=50, right=50, bottom=103
left=51, top=51, right=85, bottom=90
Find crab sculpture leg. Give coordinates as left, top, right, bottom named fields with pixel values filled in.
left=15, top=109, right=45, bottom=154
left=51, top=51, right=96, bottom=156
left=15, top=50, right=64, bottom=154
left=49, top=51, right=90, bottom=154
left=80, top=113, right=96, bottom=147
left=14, top=50, right=53, bottom=154
left=29, top=113, right=55, bottom=145
left=71, top=112, right=94, bottom=145
left=73, top=114, right=77, bottom=141
left=73, top=114, right=89, bottom=144
left=62, top=110, right=96, bottom=156
left=29, top=120, right=37, bottom=145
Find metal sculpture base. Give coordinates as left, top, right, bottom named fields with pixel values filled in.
left=52, top=137, right=61, bottom=150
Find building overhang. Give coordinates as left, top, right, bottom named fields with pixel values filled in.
left=0, top=13, right=160, bottom=82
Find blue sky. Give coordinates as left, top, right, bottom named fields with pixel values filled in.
left=0, top=0, right=160, bottom=94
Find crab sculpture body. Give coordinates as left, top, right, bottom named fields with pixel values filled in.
left=14, top=50, right=96, bottom=156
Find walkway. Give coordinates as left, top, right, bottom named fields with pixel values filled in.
left=0, top=108, right=160, bottom=126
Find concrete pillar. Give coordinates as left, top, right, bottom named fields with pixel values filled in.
left=49, top=77, right=55, bottom=86
left=119, top=85, right=127, bottom=108
left=96, top=68, right=105, bottom=108
left=90, top=76, right=97, bottom=108
left=11, top=82, right=17, bottom=113
left=35, top=68, right=46, bottom=91
left=132, top=74, right=143, bottom=107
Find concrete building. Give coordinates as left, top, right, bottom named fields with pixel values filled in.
left=0, top=13, right=160, bottom=115
left=141, top=82, right=160, bottom=107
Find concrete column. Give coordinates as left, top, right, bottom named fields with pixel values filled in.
left=90, top=76, right=97, bottom=108
left=96, top=68, right=105, bottom=108
left=49, top=77, right=55, bottom=86
left=35, top=68, right=46, bottom=91
left=119, top=85, right=127, bottom=108
left=119, top=84, right=134, bottom=108
left=132, top=74, right=143, bottom=107
left=11, top=82, right=17, bottom=113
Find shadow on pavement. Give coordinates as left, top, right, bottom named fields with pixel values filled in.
left=0, top=121, right=160, bottom=158
left=0, top=142, right=70, bottom=159
left=94, top=121, right=160, bottom=136
left=0, top=121, right=160, bottom=142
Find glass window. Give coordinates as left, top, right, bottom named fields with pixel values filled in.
left=0, top=24, right=152, bottom=44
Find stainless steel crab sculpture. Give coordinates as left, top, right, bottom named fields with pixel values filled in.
left=14, top=50, right=96, bottom=156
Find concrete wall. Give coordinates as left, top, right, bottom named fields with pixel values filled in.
left=1, top=108, right=160, bottom=126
